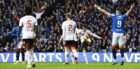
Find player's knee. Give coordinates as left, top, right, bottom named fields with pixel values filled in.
left=64, top=47, right=69, bottom=51
left=16, top=49, right=20, bottom=52
left=119, top=46, right=124, bottom=49
left=112, top=45, right=116, bottom=50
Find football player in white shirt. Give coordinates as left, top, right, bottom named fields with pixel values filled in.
left=18, top=7, right=38, bottom=68
left=77, top=25, right=101, bottom=64
left=59, top=13, right=78, bottom=64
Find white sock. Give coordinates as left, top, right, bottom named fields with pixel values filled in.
left=113, top=59, right=117, bottom=63
left=65, top=50, right=69, bottom=63
left=83, top=52, right=88, bottom=62
left=30, top=50, right=35, bottom=64
left=72, top=49, right=78, bottom=59
left=70, top=53, right=74, bottom=63
left=121, top=57, right=125, bottom=62
left=25, top=51, right=31, bottom=65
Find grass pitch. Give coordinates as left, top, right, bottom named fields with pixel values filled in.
left=0, top=62, right=139, bottom=69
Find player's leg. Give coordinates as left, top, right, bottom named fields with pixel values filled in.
left=13, top=49, right=20, bottom=64
left=14, top=41, right=23, bottom=64
left=22, top=39, right=32, bottom=68
left=118, top=34, right=126, bottom=65
left=82, top=41, right=88, bottom=64
left=70, top=52, right=75, bottom=64
left=19, top=41, right=25, bottom=63
left=30, top=49, right=35, bottom=67
left=64, top=42, right=69, bottom=64
left=64, top=47, right=69, bottom=64
left=21, top=48, right=25, bottom=63
left=112, top=45, right=117, bottom=65
left=71, top=42, right=78, bottom=64
left=28, top=39, right=35, bottom=67
left=112, top=33, right=118, bottom=65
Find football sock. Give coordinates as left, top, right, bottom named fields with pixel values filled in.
left=83, top=51, right=88, bottom=63
left=65, top=50, right=69, bottom=63
left=25, top=51, right=31, bottom=65
left=70, top=53, right=74, bottom=63
left=30, top=50, right=35, bottom=64
left=21, top=51, right=25, bottom=62
left=16, top=51, right=20, bottom=62
left=120, top=48, right=124, bottom=62
left=112, top=48, right=117, bottom=62
left=72, top=49, right=78, bottom=61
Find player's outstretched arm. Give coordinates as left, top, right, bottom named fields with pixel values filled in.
left=94, top=4, right=110, bottom=17
left=88, top=30, right=102, bottom=39
left=92, top=33, right=102, bottom=39
left=125, top=4, right=134, bottom=16
left=58, top=35, right=63, bottom=46
left=6, top=28, right=15, bottom=36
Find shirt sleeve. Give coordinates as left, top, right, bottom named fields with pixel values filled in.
left=19, top=18, right=23, bottom=26
left=74, top=22, right=77, bottom=34
left=88, top=30, right=94, bottom=36
left=62, top=22, right=65, bottom=29
left=109, top=13, right=115, bottom=18
left=34, top=18, right=38, bottom=26
left=124, top=14, right=128, bottom=20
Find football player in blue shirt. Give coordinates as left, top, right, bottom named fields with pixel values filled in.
left=6, top=26, right=25, bottom=64
left=94, top=4, right=134, bottom=65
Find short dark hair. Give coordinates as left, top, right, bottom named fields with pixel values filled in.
left=81, top=23, right=86, bottom=28
left=66, top=13, right=72, bottom=19
left=25, top=7, right=32, bottom=15
left=116, top=7, right=122, bottom=14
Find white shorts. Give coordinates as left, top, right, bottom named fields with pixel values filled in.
left=112, top=32, right=126, bottom=46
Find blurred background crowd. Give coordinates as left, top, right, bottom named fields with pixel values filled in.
left=0, top=0, right=139, bottom=52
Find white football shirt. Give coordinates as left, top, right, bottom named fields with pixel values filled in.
left=19, top=15, right=38, bottom=39
left=62, top=20, right=77, bottom=41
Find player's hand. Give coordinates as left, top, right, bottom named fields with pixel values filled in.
left=41, top=3, right=48, bottom=10
left=94, top=4, right=99, bottom=9
left=131, top=4, right=135, bottom=9
left=98, top=37, right=102, bottom=39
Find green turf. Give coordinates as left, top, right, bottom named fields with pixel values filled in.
left=0, top=62, right=139, bottom=69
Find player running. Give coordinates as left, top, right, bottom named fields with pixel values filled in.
left=94, top=4, right=134, bottom=65
left=59, top=13, right=78, bottom=64
left=18, top=7, right=38, bottom=68
left=76, top=25, right=101, bottom=64
left=6, top=26, right=25, bottom=64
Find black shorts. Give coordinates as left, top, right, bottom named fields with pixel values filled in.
left=22, top=39, right=34, bottom=49
left=65, top=40, right=78, bottom=49
left=81, top=41, right=89, bottom=50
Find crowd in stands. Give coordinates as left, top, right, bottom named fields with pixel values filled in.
left=0, top=0, right=139, bottom=52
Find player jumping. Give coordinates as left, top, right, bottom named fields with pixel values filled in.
left=18, top=7, right=38, bottom=68
left=94, top=4, right=134, bottom=65
left=59, top=13, right=78, bottom=64
left=76, top=25, right=101, bottom=64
